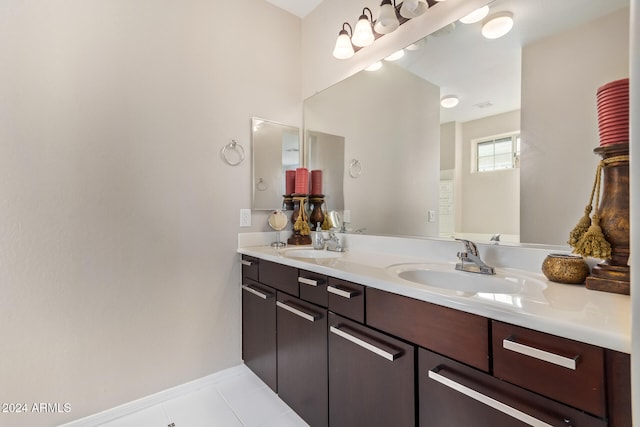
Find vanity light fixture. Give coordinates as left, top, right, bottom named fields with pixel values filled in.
left=352, top=7, right=375, bottom=47
left=333, top=23, right=355, bottom=59
left=384, top=49, right=405, bottom=61
left=441, top=95, right=459, bottom=108
left=482, top=12, right=514, bottom=39
left=399, top=0, right=429, bottom=19
left=365, top=61, right=383, bottom=71
left=374, top=0, right=400, bottom=35
left=459, top=5, right=490, bottom=24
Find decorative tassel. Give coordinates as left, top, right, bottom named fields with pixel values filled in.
left=572, top=214, right=612, bottom=259
left=567, top=205, right=592, bottom=247
left=571, top=160, right=612, bottom=260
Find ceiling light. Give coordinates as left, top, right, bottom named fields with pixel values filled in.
left=333, top=23, right=354, bottom=59
left=482, top=12, right=514, bottom=39
left=374, top=0, right=399, bottom=35
left=459, top=5, right=489, bottom=24
left=384, top=49, right=405, bottom=61
left=365, top=61, right=382, bottom=71
left=400, top=0, right=429, bottom=19
left=352, top=7, right=375, bottom=47
left=441, top=95, right=459, bottom=108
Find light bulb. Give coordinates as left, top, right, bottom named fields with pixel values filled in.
left=374, top=0, right=399, bottom=34
left=384, top=49, right=405, bottom=61
left=333, top=29, right=354, bottom=59
left=482, top=12, right=514, bottom=39
left=459, top=5, right=489, bottom=24
left=441, top=95, right=459, bottom=108
left=400, top=0, right=428, bottom=19
left=352, top=14, right=374, bottom=47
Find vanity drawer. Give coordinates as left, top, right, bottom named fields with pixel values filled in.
left=366, top=288, right=490, bottom=372
left=298, top=270, right=328, bottom=307
left=241, top=255, right=259, bottom=281
left=258, top=260, right=299, bottom=297
left=492, top=321, right=606, bottom=417
left=327, top=278, right=364, bottom=323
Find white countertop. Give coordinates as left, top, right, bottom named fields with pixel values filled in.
left=238, top=232, right=631, bottom=353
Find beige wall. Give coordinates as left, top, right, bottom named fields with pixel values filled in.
left=304, top=64, right=440, bottom=236
left=0, top=1, right=301, bottom=426
left=461, top=110, right=521, bottom=236
left=521, top=8, right=629, bottom=244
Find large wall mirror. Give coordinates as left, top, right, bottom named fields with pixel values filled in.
left=251, top=117, right=300, bottom=210
left=303, top=0, right=629, bottom=245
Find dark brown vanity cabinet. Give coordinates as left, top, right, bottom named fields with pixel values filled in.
left=328, top=313, right=415, bottom=427
left=277, top=292, right=328, bottom=427
left=419, top=348, right=606, bottom=427
left=241, top=273, right=277, bottom=392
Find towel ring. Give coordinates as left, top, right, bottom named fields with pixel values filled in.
left=256, top=178, right=268, bottom=191
left=221, top=140, right=245, bottom=166
left=349, top=159, right=362, bottom=178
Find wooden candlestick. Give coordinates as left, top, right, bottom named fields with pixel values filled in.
left=585, top=143, right=630, bottom=295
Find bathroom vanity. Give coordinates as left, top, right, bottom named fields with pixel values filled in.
left=238, top=233, right=631, bottom=427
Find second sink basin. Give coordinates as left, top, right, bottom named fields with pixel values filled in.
left=284, top=249, right=343, bottom=259
left=388, top=263, right=545, bottom=295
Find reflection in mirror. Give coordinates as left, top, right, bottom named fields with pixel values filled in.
left=303, top=0, right=629, bottom=245
left=251, top=118, right=300, bottom=210
left=305, top=130, right=345, bottom=211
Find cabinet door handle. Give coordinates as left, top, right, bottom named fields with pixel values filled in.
left=327, top=285, right=358, bottom=299
left=428, top=367, right=554, bottom=427
left=242, top=285, right=273, bottom=300
left=330, top=325, right=401, bottom=361
left=276, top=301, right=321, bottom=322
left=503, top=336, right=578, bottom=370
left=298, top=277, right=323, bottom=287
left=240, top=259, right=253, bottom=266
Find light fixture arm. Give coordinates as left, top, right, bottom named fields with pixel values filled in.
left=341, top=22, right=353, bottom=37
left=361, top=7, right=373, bottom=21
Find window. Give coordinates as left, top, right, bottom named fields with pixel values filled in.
left=474, top=133, right=520, bottom=172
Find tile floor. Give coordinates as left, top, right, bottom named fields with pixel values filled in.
left=99, top=365, right=309, bottom=427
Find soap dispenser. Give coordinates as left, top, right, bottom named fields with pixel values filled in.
left=312, top=223, right=325, bottom=250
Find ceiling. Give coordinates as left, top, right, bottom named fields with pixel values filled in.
left=264, top=0, right=324, bottom=18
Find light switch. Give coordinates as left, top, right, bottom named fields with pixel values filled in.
left=240, top=209, right=251, bottom=227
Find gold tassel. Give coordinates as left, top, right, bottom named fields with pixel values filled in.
left=572, top=214, right=612, bottom=259
left=568, top=162, right=601, bottom=249
left=567, top=205, right=592, bottom=247
left=572, top=161, right=612, bottom=259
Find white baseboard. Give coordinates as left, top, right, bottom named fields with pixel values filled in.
left=58, top=364, right=248, bottom=427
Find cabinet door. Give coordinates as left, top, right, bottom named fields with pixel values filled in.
left=241, top=279, right=277, bottom=392
left=277, top=293, right=328, bottom=427
left=329, top=313, right=415, bottom=427
left=419, top=348, right=606, bottom=427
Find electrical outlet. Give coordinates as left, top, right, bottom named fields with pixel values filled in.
left=240, top=209, right=251, bottom=227
left=343, top=210, right=351, bottom=223
left=428, top=210, right=436, bottom=222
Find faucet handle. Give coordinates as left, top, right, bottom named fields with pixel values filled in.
left=455, top=238, right=479, bottom=256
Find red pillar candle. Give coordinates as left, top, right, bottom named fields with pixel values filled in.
left=311, top=170, right=323, bottom=195
left=295, top=168, right=309, bottom=194
left=285, top=170, right=296, bottom=195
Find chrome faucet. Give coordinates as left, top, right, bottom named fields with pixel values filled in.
left=455, top=239, right=495, bottom=275
left=326, top=230, right=346, bottom=252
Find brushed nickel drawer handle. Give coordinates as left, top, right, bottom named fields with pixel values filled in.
left=298, top=277, right=323, bottom=287
left=330, top=325, right=401, bottom=361
left=242, top=285, right=273, bottom=300
left=503, top=337, right=578, bottom=370
left=240, top=259, right=253, bottom=266
left=428, top=367, right=554, bottom=427
left=276, top=301, right=321, bottom=322
left=327, top=285, right=358, bottom=299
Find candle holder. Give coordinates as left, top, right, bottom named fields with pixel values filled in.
left=585, top=143, right=630, bottom=295
left=282, top=195, right=294, bottom=211
left=309, top=195, right=325, bottom=231
left=288, top=195, right=312, bottom=245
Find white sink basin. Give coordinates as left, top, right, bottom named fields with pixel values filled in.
left=387, top=263, right=544, bottom=295
left=284, top=249, right=343, bottom=259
